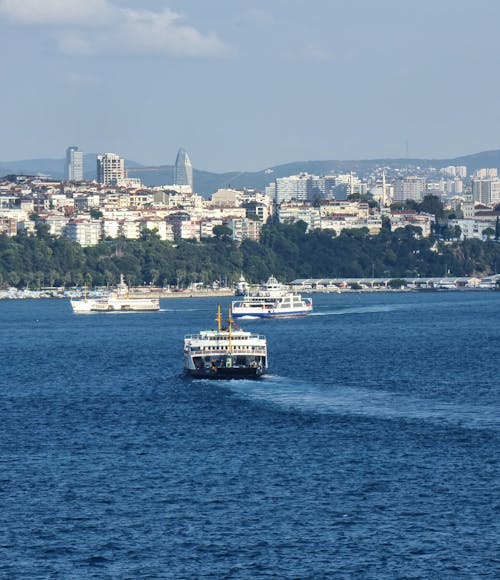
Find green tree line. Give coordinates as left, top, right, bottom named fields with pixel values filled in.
left=1, top=222, right=500, bottom=288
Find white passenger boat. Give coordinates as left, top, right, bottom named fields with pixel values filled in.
left=231, top=276, right=313, bottom=318
left=184, top=306, right=268, bottom=379
left=70, top=275, right=160, bottom=313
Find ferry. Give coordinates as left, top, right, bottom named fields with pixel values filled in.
left=231, top=275, right=313, bottom=318
left=183, top=306, right=268, bottom=379
left=70, top=275, right=160, bottom=313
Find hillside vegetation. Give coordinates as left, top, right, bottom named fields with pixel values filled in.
left=1, top=222, right=500, bottom=289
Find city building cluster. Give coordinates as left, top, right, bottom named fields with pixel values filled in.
left=1, top=147, right=499, bottom=246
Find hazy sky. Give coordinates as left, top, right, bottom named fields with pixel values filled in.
left=1, top=0, right=500, bottom=171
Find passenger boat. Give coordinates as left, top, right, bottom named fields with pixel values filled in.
left=231, top=275, right=313, bottom=318
left=183, top=305, right=268, bottom=379
left=70, top=275, right=160, bottom=313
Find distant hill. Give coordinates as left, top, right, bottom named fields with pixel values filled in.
left=3, top=149, right=500, bottom=196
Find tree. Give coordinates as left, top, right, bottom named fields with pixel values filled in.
left=495, top=216, right=500, bottom=241
left=482, top=227, right=495, bottom=240
left=89, top=208, right=103, bottom=219
left=419, top=194, right=444, bottom=218
left=213, top=225, right=232, bottom=239
left=452, top=225, right=462, bottom=241
left=388, top=278, right=406, bottom=288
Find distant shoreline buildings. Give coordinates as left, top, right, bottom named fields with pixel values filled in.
left=1, top=147, right=499, bottom=247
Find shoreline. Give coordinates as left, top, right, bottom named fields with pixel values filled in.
left=1, top=287, right=498, bottom=300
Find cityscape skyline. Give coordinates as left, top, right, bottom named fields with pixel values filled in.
left=2, top=1, right=500, bottom=172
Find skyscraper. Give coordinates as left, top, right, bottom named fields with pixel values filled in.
left=66, top=146, right=84, bottom=181
left=96, top=153, right=126, bottom=185
left=174, top=148, right=193, bottom=190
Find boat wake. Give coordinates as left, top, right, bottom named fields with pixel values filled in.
left=310, top=304, right=407, bottom=316
left=223, top=376, right=500, bottom=429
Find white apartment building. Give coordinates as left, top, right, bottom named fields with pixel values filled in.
left=102, top=219, right=121, bottom=239
left=197, top=206, right=246, bottom=221
left=141, top=218, right=174, bottom=241
left=200, top=218, right=223, bottom=239
left=473, top=168, right=497, bottom=179
left=448, top=216, right=498, bottom=240
left=97, top=153, right=126, bottom=185
left=228, top=218, right=262, bottom=242
left=65, top=219, right=101, bottom=247
left=43, top=215, right=69, bottom=237
left=274, top=174, right=311, bottom=203
left=211, top=188, right=243, bottom=206
left=394, top=176, right=426, bottom=202
left=390, top=211, right=433, bottom=237
left=277, top=204, right=321, bottom=229
left=167, top=212, right=201, bottom=240
left=120, top=219, right=141, bottom=239
left=320, top=201, right=370, bottom=219
left=441, top=166, right=467, bottom=178
left=471, top=178, right=500, bottom=205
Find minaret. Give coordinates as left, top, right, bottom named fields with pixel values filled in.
left=382, top=169, right=387, bottom=206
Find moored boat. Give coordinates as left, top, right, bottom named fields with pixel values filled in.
left=231, top=275, right=313, bottom=318
left=184, top=306, right=268, bottom=379
left=70, top=275, right=160, bottom=313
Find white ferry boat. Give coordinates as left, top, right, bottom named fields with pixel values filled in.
left=70, top=275, right=160, bottom=313
left=231, top=275, right=313, bottom=318
left=184, top=306, right=268, bottom=379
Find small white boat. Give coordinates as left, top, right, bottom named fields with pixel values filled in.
left=184, top=305, right=268, bottom=379
left=231, top=276, right=313, bottom=318
left=71, top=275, right=160, bottom=313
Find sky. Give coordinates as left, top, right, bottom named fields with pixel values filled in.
left=1, top=0, right=500, bottom=172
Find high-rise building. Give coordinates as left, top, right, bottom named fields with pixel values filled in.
left=174, top=148, right=193, bottom=191
left=394, top=176, right=426, bottom=202
left=97, top=153, right=126, bottom=185
left=66, top=146, right=84, bottom=181
left=274, top=174, right=311, bottom=203
left=471, top=178, right=500, bottom=204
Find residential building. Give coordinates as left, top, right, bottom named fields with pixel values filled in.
left=390, top=210, right=433, bottom=237
left=167, top=212, right=200, bottom=240
left=274, top=174, right=311, bottom=203
left=471, top=178, right=500, bottom=205
left=441, top=166, right=467, bottom=178
left=228, top=218, right=262, bottom=242
left=211, top=188, right=243, bottom=206
left=473, top=168, right=497, bottom=179
left=141, top=218, right=174, bottom=241
left=0, top=217, right=17, bottom=236
left=65, top=219, right=101, bottom=247
left=394, top=176, right=426, bottom=202
left=449, top=214, right=499, bottom=240
left=97, top=153, right=126, bottom=185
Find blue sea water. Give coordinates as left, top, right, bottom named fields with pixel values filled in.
left=0, top=291, right=499, bottom=579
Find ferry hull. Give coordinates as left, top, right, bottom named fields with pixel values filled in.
left=232, top=307, right=311, bottom=318
left=185, top=366, right=265, bottom=380
left=71, top=298, right=160, bottom=313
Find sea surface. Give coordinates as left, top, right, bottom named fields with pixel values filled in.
left=0, top=291, right=499, bottom=579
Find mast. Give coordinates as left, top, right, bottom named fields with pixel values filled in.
left=216, top=304, right=222, bottom=331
